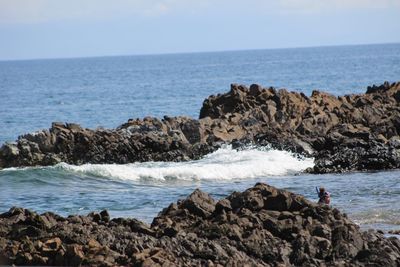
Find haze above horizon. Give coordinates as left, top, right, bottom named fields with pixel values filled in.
left=1, top=0, right=399, bottom=61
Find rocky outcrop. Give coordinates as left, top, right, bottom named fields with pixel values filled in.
left=1, top=81, right=400, bottom=173
left=1, top=183, right=399, bottom=266
left=0, top=118, right=218, bottom=168
left=200, top=82, right=400, bottom=173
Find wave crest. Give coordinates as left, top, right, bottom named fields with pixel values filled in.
left=57, top=146, right=314, bottom=181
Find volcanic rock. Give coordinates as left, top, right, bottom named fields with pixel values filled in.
left=0, top=183, right=399, bottom=266
left=1, top=82, right=400, bottom=173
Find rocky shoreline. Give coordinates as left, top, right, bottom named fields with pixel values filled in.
left=1, top=183, right=399, bottom=266
left=1, top=81, right=400, bottom=173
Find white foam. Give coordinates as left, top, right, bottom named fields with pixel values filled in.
left=353, top=210, right=400, bottom=226
left=57, top=146, right=314, bottom=181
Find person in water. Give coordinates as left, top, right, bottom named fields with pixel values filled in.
left=316, top=187, right=330, bottom=204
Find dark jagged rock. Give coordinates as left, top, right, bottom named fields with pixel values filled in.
left=0, top=183, right=399, bottom=266
left=0, top=117, right=220, bottom=168
left=200, top=82, right=400, bottom=173
left=388, top=229, right=400, bottom=235
left=1, top=81, right=400, bottom=173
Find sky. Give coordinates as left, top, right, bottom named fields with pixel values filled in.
left=0, top=0, right=399, bottom=60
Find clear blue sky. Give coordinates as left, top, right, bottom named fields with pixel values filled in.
left=0, top=0, right=399, bottom=60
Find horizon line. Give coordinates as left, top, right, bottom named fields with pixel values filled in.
left=1, top=41, right=399, bottom=63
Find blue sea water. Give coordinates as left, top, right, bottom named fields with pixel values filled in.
left=0, top=43, right=400, bottom=231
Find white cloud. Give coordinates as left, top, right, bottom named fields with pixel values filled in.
left=278, top=0, right=400, bottom=13
left=0, top=0, right=398, bottom=24
left=0, top=0, right=206, bottom=24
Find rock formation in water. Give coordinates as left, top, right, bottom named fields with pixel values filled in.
left=0, top=183, right=399, bottom=266
left=200, top=81, right=400, bottom=173
left=1, top=81, right=400, bottom=173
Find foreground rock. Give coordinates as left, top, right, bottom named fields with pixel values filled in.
left=1, top=81, right=400, bottom=173
left=0, top=183, right=399, bottom=266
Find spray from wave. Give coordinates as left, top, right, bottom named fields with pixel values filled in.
left=55, top=146, right=314, bottom=181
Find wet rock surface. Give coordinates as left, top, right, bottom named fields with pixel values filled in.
left=1, top=81, right=400, bottom=173
left=0, top=183, right=399, bottom=266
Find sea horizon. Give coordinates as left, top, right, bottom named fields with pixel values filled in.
left=1, top=41, right=399, bottom=63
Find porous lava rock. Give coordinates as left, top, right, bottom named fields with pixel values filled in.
left=1, top=183, right=399, bottom=266
left=1, top=81, right=400, bottom=173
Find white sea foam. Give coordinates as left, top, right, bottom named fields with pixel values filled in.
left=353, top=210, right=400, bottom=226
left=57, top=146, right=314, bottom=181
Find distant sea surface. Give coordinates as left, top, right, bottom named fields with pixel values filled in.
left=1, top=44, right=400, bottom=232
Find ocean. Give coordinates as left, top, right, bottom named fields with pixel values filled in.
left=0, top=43, right=400, bottom=232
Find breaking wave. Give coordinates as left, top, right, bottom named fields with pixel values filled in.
left=55, top=146, right=314, bottom=181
